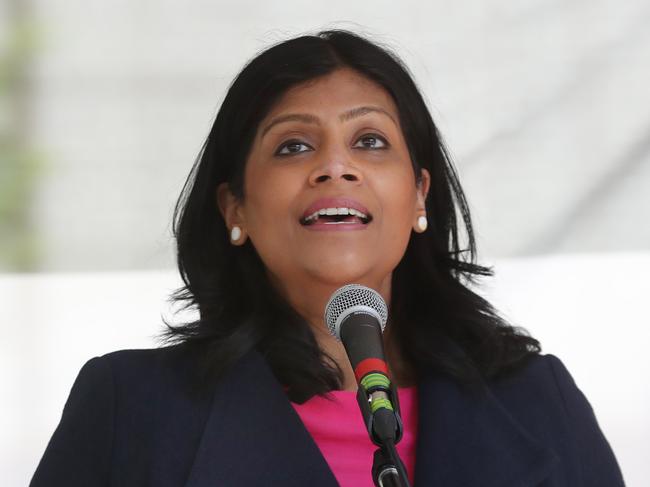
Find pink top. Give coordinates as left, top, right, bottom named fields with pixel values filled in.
left=291, top=387, right=418, bottom=486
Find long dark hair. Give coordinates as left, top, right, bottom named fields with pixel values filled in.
left=160, top=29, right=540, bottom=402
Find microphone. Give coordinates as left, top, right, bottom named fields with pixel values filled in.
left=325, top=284, right=411, bottom=487
left=324, top=284, right=402, bottom=445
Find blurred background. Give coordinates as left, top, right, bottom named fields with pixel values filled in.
left=2, top=1, right=649, bottom=272
left=1, top=0, right=648, bottom=485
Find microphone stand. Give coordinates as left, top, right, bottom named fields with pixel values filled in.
left=357, top=380, right=412, bottom=487
left=372, top=441, right=410, bottom=487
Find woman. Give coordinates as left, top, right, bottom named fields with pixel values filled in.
left=30, top=30, right=625, bottom=486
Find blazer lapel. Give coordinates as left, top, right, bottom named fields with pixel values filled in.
left=413, top=373, right=559, bottom=487
left=184, top=351, right=338, bottom=487
left=185, top=351, right=559, bottom=487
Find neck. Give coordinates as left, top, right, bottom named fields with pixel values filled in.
left=266, top=271, right=414, bottom=391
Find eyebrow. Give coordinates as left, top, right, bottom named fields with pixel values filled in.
left=260, top=105, right=397, bottom=138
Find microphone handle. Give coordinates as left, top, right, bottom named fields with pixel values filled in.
left=339, top=311, right=386, bottom=373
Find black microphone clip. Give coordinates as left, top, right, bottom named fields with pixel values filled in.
left=356, top=373, right=404, bottom=446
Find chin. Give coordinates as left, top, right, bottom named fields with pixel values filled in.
left=306, top=261, right=390, bottom=289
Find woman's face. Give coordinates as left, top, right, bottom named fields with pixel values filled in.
left=218, top=67, right=429, bottom=301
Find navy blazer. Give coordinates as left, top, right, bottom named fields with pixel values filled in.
left=30, top=345, right=625, bottom=486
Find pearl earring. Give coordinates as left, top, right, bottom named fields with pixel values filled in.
left=230, top=226, right=242, bottom=242
left=417, top=215, right=428, bottom=232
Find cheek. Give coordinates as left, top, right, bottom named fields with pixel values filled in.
left=242, top=166, right=300, bottom=252
left=380, top=175, right=418, bottom=248
left=377, top=167, right=417, bottom=221
left=243, top=197, right=290, bottom=277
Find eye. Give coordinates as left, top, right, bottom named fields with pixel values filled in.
left=275, top=140, right=313, bottom=156
left=353, top=133, right=389, bottom=150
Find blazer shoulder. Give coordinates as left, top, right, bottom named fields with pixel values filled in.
left=99, top=343, right=207, bottom=400
left=488, top=353, right=609, bottom=433
left=31, top=354, right=115, bottom=486
left=489, top=353, right=582, bottom=398
left=490, top=353, right=626, bottom=486
left=31, top=344, right=214, bottom=486
left=100, top=343, right=192, bottom=370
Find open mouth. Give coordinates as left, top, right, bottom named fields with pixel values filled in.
left=299, top=207, right=373, bottom=226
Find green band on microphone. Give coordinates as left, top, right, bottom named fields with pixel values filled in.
left=369, top=396, right=394, bottom=413
left=360, top=373, right=394, bottom=413
left=360, top=372, right=391, bottom=391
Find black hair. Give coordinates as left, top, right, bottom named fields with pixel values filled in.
left=160, top=29, right=540, bottom=403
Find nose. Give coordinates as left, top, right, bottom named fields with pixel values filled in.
left=307, top=154, right=363, bottom=187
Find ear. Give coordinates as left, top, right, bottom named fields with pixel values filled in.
left=416, top=168, right=431, bottom=211
left=216, top=183, right=247, bottom=244
left=412, top=168, right=431, bottom=234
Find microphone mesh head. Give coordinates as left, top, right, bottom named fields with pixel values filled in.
left=324, top=284, right=388, bottom=340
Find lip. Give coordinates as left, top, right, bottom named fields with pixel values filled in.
left=299, top=197, right=372, bottom=231
left=300, top=197, right=371, bottom=221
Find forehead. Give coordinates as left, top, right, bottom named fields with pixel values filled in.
left=262, top=68, right=399, bottom=122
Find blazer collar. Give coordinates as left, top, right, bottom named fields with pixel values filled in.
left=185, top=351, right=558, bottom=487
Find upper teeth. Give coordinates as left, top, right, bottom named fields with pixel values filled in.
left=303, top=207, right=369, bottom=223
